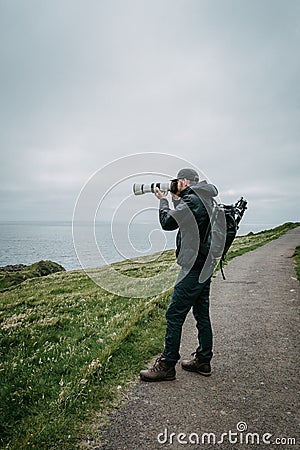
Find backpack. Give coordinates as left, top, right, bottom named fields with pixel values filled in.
left=202, top=197, right=248, bottom=279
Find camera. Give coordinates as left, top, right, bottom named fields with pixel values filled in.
left=133, top=179, right=178, bottom=196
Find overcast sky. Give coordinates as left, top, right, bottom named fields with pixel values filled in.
left=0, top=0, right=299, bottom=230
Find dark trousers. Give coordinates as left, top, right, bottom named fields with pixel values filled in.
left=163, top=268, right=213, bottom=364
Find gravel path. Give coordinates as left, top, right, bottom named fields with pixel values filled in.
left=96, top=227, right=300, bottom=450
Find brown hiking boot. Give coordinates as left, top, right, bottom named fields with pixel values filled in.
left=140, top=355, right=176, bottom=382
left=181, top=353, right=211, bottom=376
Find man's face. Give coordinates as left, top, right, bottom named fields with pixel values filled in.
left=177, top=178, right=190, bottom=193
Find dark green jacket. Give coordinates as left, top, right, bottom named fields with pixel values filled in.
left=159, top=181, right=218, bottom=269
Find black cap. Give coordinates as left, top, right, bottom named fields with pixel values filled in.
left=176, top=168, right=199, bottom=182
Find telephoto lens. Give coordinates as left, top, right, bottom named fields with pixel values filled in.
left=133, top=182, right=171, bottom=195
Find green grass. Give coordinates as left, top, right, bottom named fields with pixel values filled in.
left=0, top=260, right=65, bottom=292
left=226, top=221, right=300, bottom=261
left=0, top=222, right=299, bottom=449
left=293, top=246, right=300, bottom=281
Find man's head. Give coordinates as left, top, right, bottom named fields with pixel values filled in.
left=176, top=168, right=199, bottom=193
left=176, top=168, right=199, bottom=183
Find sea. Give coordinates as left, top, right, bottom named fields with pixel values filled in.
left=0, top=221, right=275, bottom=271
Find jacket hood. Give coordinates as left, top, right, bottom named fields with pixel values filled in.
left=182, top=180, right=218, bottom=198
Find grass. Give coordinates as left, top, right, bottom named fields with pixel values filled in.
left=0, top=260, right=65, bottom=292
left=293, top=246, right=300, bottom=281
left=0, top=221, right=299, bottom=449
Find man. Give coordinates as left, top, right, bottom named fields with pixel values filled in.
left=140, top=168, right=218, bottom=382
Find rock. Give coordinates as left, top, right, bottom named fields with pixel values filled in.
left=0, top=264, right=27, bottom=273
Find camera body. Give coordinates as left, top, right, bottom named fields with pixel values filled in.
left=133, top=180, right=178, bottom=196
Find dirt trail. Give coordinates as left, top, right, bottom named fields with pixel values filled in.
left=96, top=227, right=300, bottom=449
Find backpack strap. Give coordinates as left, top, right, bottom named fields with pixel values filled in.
left=220, top=258, right=226, bottom=280
left=202, top=198, right=217, bottom=244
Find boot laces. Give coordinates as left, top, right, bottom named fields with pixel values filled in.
left=150, top=356, right=166, bottom=373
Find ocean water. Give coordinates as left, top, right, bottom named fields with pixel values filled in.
left=0, top=221, right=274, bottom=271
left=0, top=221, right=178, bottom=271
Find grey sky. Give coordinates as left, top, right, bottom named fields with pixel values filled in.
left=0, top=0, right=299, bottom=230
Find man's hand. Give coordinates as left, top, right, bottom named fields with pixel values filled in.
left=155, top=187, right=167, bottom=199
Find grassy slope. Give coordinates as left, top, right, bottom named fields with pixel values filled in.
left=0, top=260, right=65, bottom=292
left=293, top=246, right=300, bottom=281
left=0, top=222, right=299, bottom=449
